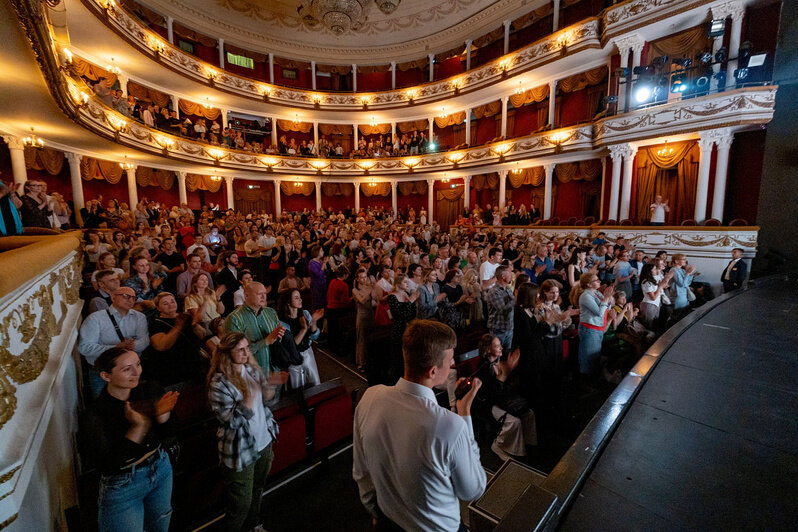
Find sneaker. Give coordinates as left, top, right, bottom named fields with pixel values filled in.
left=252, top=525, right=268, bottom=532
left=491, top=441, right=512, bottom=462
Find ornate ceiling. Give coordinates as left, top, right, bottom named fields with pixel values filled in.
left=137, top=0, right=541, bottom=63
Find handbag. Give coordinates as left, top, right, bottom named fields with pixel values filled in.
left=374, top=301, right=393, bottom=326
left=270, top=328, right=303, bottom=369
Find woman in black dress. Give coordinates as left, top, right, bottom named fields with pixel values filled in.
left=386, top=273, right=418, bottom=384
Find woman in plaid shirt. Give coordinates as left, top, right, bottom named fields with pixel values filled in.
left=207, top=332, right=287, bottom=531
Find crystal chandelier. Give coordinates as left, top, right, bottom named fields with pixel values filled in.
left=299, top=0, right=371, bottom=35
left=375, top=0, right=400, bottom=14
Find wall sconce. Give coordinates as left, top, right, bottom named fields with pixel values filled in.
left=102, top=0, right=116, bottom=13
left=106, top=113, right=127, bottom=141
left=207, top=69, right=218, bottom=86
left=312, top=94, right=322, bottom=109
left=22, top=127, right=44, bottom=149
left=405, top=90, right=417, bottom=105
left=403, top=157, right=420, bottom=173
left=492, top=143, right=512, bottom=162
left=62, top=48, right=73, bottom=67
left=261, top=85, right=272, bottom=102
left=548, top=132, right=570, bottom=153
left=149, top=38, right=165, bottom=56
left=499, top=58, right=512, bottom=78
left=357, top=160, right=376, bottom=174
left=557, top=31, right=573, bottom=55
left=447, top=152, right=465, bottom=169
left=261, top=157, right=278, bottom=172
left=208, top=148, right=226, bottom=166
left=451, top=78, right=465, bottom=96
left=309, top=159, right=329, bottom=175
left=360, top=96, right=370, bottom=110
left=119, top=156, right=135, bottom=170
left=155, top=135, right=174, bottom=156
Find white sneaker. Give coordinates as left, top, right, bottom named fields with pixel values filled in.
left=491, top=441, right=511, bottom=462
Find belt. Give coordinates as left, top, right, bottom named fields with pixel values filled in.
left=120, top=447, right=162, bottom=472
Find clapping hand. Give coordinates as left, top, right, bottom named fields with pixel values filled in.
left=311, top=308, right=325, bottom=322
left=155, top=391, right=180, bottom=417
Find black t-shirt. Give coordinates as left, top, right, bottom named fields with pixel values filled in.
left=143, top=316, right=204, bottom=386
left=155, top=251, right=184, bottom=271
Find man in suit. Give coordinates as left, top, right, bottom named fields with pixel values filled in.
left=721, top=248, right=747, bottom=292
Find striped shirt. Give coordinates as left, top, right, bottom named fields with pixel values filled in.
left=225, top=304, right=280, bottom=371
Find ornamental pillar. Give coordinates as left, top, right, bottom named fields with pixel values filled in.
left=463, top=175, right=471, bottom=211
left=166, top=16, right=174, bottom=44
left=311, top=61, right=317, bottom=90
left=498, top=170, right=508, bottom=210
left=177, top=171, right=187, bottom=206
left=503, top=20, right=511, bottom=55
left=427, top=178, right=435, bottom=222
left=274, top=179, right=282, bottom=216
left=547, top=80, right=557, bottom=127
left=67, top=152, right=85, bottom=226
left=553, top=0, right=561, bottom=32
left=218, top=38, right=225, bottom=68
left=428, top=54, right=435, bottom=82
left=619, top=145, right=638, bottom=221
left=544, top=164, right=555, bottom=219
left=465, top=40, right=472, bottom=71
left=354, top=181, right=360, bottom=213
left=694, top=134, right=715, bottom=223
left=711, top=132, right=734, bottom=222
left=125, top=165, right=138, bottom=208
left=352, top=64, right=357, bottom=91
left=465, top=108, right=471, bottom=145
left=390, top=62, right=396, bottom=89
left=2, top=136, right=27, bottom=186
left=607, top=144, right=629, bottom=221
left=268, top=53, right=274, bottom=84
left=727, top=6, right=745, bottom=86
left=391, top=181, right=398, bottom=216
left=315, top=181, right=322, bottom=212
left=224, top=175, right=235, bottom=210
left=501, top=96, right=509, bottom=138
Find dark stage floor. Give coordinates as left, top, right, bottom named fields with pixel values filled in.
left=559, top=278, right=798, bottom=530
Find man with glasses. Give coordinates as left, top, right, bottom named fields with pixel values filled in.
left=78, top=286, right=149, bottom=398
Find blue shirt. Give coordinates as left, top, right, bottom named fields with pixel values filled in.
left=78, top=307, right=150, bottom=365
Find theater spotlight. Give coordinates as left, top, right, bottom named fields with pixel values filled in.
left=713, top=70, right=727, bottom=90
left=697, top=51, right=713, bottom=64
left=673, top=57, right=692, bottom=68
left=670, top=73, right=688, bottom=93
left=605, top=95, right=618, bottom=103
left=734, top=68, right=749, bottom=80
left=651, top=55, right=669, bottom=68
left=738, top=41, right=753, bottom=61
left=708, top=18, right=726, bottom=37
left=634, top=83, right=653, bottom=103
left=633, top=65, right=652, bottom=76
left=695, top=76, right=710, bottom=89
left=715, top=46, right=728, bottom=63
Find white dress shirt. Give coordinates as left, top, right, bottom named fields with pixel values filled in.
left=78, top=306, right=149, bottom=365
left=353, top=378, right=486, bottom=532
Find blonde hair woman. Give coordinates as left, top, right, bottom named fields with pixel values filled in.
left=184, top=271, right=224, bottom=335
left=461, top=268, right=484, bottom=323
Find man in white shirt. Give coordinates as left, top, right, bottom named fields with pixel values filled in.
left=78, top=286, right=149, bottom=398
left=479, top=247, right=503, bottom=290
left=353, top=320, right=485, bottom=532
left=649, top=195, right=670, bottom=225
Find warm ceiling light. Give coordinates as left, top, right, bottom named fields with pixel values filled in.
left=62, top=48, right=73, bottom=65
left=107, top=57, right=121, bottom=75
left=369, top=116, right=378, bottom=127
left=22, top=127, right=44, bottom=148
left=292, top=114, right=301, bottom=126
left=210, top=175, right=222, bottom=182
left=515, top=81, right=525, bottom=95
left=293, top=181, right=304, bottom=188
left=511, top=163, right=523, bottom=175
left=439, top=107, right=448, bottom=119
left=375, top=0, right=401, bottom=15
left=657, top=146, right=675, bottom=157
left=119, top=156, right=135, bottom=170
left=203, top=97, right=213, bottom=109
left=298, top=0, right=370, bottom=35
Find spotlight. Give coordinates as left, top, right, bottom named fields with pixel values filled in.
left=634, top=84, right=653, bottom=103
left=696, top=76, right=710, bottom=89
left=605, top=95, right=618, bottom=103
left=633, top=65, right=651, bottom=76
left=697, top=51, right=713, bottom=64
left=713, top=70, right=727, bottom=89
left=670, top=73, right=688, bottom=93
left=738, top=41, right=753, bottom=61
left=734, top=68, right=749, bottom=80
left=708, top=19, right=726, bottom=37
left=652, top=56, right=669, bottom=68
left=673, top=57, right=692, bottom=68
left=715, top=46, right=728, bottom=63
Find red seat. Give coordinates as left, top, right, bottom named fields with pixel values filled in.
left=703, top=218, right=721, bottom=226
left=270, top=411, right=308, bottom=475
left=567, top=217, right=577, bottom=225
left=729, top=218, right=748, bottom=226
left=604, top=219, right=618, bottom=226
left=584, top=216, right=596, bottom=225
left=310, top=392, right=353, bottom=453
left=681, top=219, right=697, bottom=226
left=620, top=219, right=635, bottom=226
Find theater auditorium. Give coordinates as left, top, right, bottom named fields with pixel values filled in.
left=0, top=0, right=796, bottom=530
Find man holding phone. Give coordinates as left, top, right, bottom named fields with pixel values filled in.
left=353, top=320, right=486, bottom=531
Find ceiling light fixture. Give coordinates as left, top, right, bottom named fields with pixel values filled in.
left=22, top=127, right=44, bottom=149
left=119, top=156, right=135, bottom=170
left=298, top=0, right=371, bottom=35
left=375, top=0, right=400, bottom=14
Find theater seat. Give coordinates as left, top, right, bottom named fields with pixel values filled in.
left=681, top=219, right=697, bottom=226
left=620, top=219, right=635, bottom=226
left=703, top=218, right=721, bottom=226
left=270, top=403, right=308, bottom=476
left=584, top=216, right=596, bottom=225
left=604, top=219, right=618, bottom=226
left=304, top=381, right=354, bottom=454
left=729, top=218, right=748, bottom=226
left=567, top=217, right=577, bottom=225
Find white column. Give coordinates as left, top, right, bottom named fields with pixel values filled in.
left=428, top=117, right=434, bottom=146
left=166, top=16, right=174, bottom=44
left=177, top=171, right=187, bottom=206
left=391, top=123, right=397, bottom=143
left=217, top=38, right=225, bottom=69
left=352, top=64, right=357, bottom=92
left=315, top=181, right=322, bottom=212
left=391, top=181, right=398, bottom=216
left=3, top=136, right=27, bottom=186
left=619, top=145, right=638, bottom=221
left=273, top=179, right=281, bottom=216
left=117, top=73, right=129, bottom=97
left=125, top=166, right=138, bottom=209
left=498, top=170, right=508, bottom=210
left=694, top=134, right=715, bottom=223
left=711, top=133, right=734, bottom=222
left=66, top=152, right=84, bottom=226
left=607, top=144, right=627, bottom=221
left=631, top=43, right=644, bottom=77
left=618, top=49, right=629, bottom=113
left=427, top=178, right=435, bottom=221
left=503, top=20, right=511, bottom=55
left=353, top=124, right=359, bottom=148
left=548, top=80, right=557, bottom=127
left=465, top=108, right=471, bottom=145
left=313, top=123, right=319, bottom=154
left=598, top=156, right=607, bottom=220
left=221, top=109, right=228, bottom=130
left=268, top=53, right=274, bottom=84
left=224, top=175, right=235, bottom=210
left=271, top=118, right=278, bottom=146
left=390, top=62, right=396, bottom=89
left=465, top=40, right=472, bottom=71
left=553, top=0, right=561, bottom=32
left=354, top=181, right=360, bottom=213
left=543, top=164, right=555, bottom=219
left=727, top=6, right=745, bottom=85
left=170, top=94, right=179, bottom=113
left=501, top=96, right=509, bottom=138
left=428, top=54, right=435, bottom=82
left=311, top=61, right=316, bottom=90
left=463, top=175, right=471, bottom=210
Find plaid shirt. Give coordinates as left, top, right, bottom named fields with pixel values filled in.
left=208, top=366, right=279, bottom=471
left=485, top=283, right=515, bottom=333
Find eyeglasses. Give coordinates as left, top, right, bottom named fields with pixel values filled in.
left=114, top=293, right=136, bottom=300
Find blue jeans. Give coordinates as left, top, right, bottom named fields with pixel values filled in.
left=98, top=450, right=173, bottom=532
left=578, top=325, right=604, bottom=376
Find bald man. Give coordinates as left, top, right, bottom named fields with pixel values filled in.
left=78, top=286, right=150, bottom=397
left=224, top=282, right=285, bottom=372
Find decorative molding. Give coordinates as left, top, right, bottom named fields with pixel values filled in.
left=0, top=136, right=23, bottom=151
left=594, top=88, right=777, bottom=146
left=608, top=143, right=635, bottom=161
left=710, top=0, right=745, bottom=21
left=611, top=33, right=645, bottom=54
left=603, top=0, right=712, bottom=42
left=87, top=0, right=601, bottom=111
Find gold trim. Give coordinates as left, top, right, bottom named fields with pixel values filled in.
left=0, top=467, right=20, bottom=485
left=0, top=513, right=17, bottom=530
